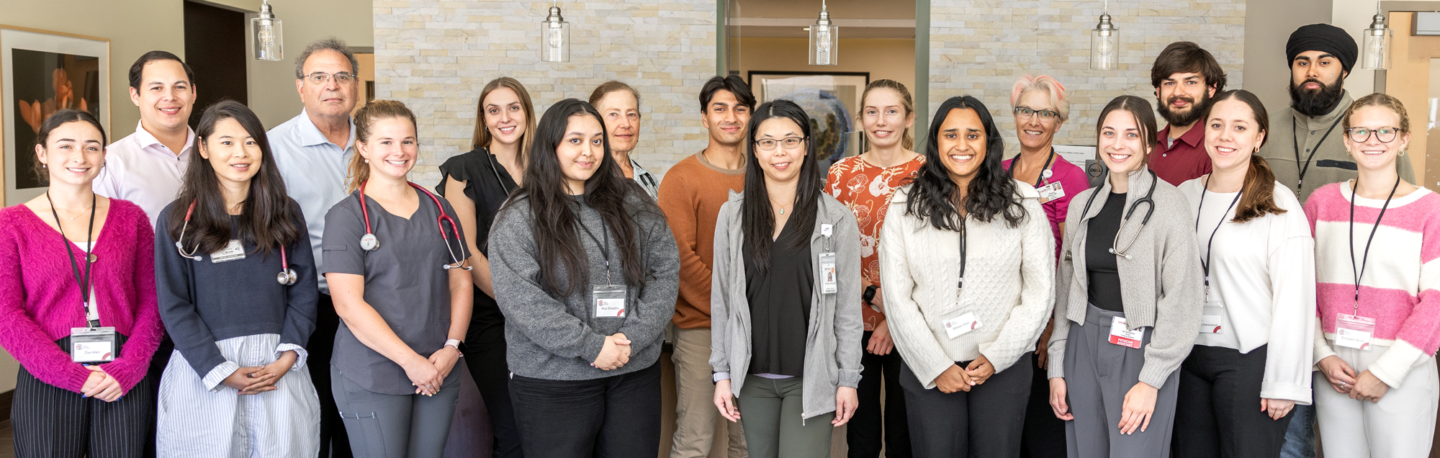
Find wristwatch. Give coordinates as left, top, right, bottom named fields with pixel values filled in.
left=863, top=285, right=879, bottom=305
left=445, top=339, right=464, bottom=356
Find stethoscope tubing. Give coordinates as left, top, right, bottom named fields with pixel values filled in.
left=357, top=181, right=472, bottom=271
left=175, top=199, right=297, bottom=285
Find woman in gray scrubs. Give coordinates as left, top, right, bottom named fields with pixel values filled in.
left=320, top=100, right=474, bottom=458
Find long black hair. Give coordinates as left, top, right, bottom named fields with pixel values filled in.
left=500, top=98, right=652, bottom=296
left=742, top=100, right=823, bottom=273
left=167, top=100, right=301, bottom=256
left=905, top=95, right=1024, bottom=231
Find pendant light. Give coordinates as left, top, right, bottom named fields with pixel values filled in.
left=541, top=2, right=570, bottom=63
left=809, top=0, right=838, bottom=66
left=1361, top=5, right=1390, bottom=70
left=1090, top=0, right=1118, bottom=70
left=251, top=0, right=283, bottom=61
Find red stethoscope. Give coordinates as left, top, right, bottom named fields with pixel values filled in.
left=174, top=200, right=298, bottom=285
left=357, top=181, right=472, bottom=271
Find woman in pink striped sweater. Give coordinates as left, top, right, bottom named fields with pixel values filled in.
left=1306, top=93, right=1440, bottom=457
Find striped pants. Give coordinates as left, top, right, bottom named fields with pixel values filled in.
left=11, top=366, right=154, bottom=458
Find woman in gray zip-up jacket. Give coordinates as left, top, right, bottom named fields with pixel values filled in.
left=709, top=100, right=864, bottom=458
left=1046, top=96, right=1204, bottom=458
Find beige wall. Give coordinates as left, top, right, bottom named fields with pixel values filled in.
left=732, top=37, right=916, bottom=93
left=1241, top=0, right=1332, bottom=121
left=244, top=0, right=375, bottom=128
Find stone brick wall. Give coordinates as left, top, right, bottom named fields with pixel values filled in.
left=928, top=0, right=1246, bottom=154
left=373, top=0, right=717, bottom=184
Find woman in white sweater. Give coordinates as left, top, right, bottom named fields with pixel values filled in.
left=878, top=95, right=1055, bottom=457
left=1173, top=90, right=1315, bottom=458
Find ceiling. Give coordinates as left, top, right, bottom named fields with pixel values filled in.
left=729, top=0, right=916, bottom=39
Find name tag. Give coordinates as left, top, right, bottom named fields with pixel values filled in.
left=1200, top=314, right=1224, bottom=335
left=1335, top=314, right=1375, bottom=350
left=818, top=252, right=837, bottom=294
left=70, top=327, right=117, bottom=363
left=944, top=312, right=982, bottom=339
left=1109, top=316, right=1144, bottom=349
left=210, top=240, right=246, bottom=263
left=1037, top=182, right=1065, bottom=203
left=594, top=284, right=626, bottom=318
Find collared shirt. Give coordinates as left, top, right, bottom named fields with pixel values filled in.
left=1257, top=91, right=1415, bottom=203
left=93, top=121, right=196, bottom=227
left=1148, top=123, right=1211, bottom=186
left=269, top=110, right=355, bottom=294
left=631, top=158, right=659, bottom=200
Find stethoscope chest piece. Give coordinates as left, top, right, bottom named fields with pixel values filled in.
left=360, top=233, right=380, bottom=251
left=278, top=269, right=298, bottom=286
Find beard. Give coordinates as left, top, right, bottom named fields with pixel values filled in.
left=1290, top=75, right=1345, bottom=117
left=1157, top=91, right=1212, bottom=128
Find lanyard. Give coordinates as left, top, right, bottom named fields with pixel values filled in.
left=957, top=217, right=968, bottom=289
left=576, top=209, right=613, bottom=285
left=47, top=192, right=100, bottom=328
left=1292, top=115, right=1344, bottom=192
left=1007, top=148, right=1055, bottom=188
left=1193, top=176, right=1242, bottom=290
left=1348, top=177, right=1401, bottom=315
left=486, top=150, right=514, bottom=195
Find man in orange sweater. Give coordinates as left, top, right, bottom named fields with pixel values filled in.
left=661, top=75, right=755, bottom=458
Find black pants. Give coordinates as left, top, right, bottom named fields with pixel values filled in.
left=12, top=366, right=154, bottom=457
left=848, top=330, right=912, bottom=458
left=1174, top=344, right=1293, bottom=458
left=509, top=362, right=661, bottom=457
left=900, top=359, right=1031, bottom=458
left=463, top=317, right=523, bottom=457
left=311, top=293, right=352, bottom=458
left=141, top=333, right=171, bottom=458
left=1021, top=353, right=1067, bottom=458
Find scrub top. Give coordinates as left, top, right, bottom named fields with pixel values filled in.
left=321, top=188, right=470, bottom=395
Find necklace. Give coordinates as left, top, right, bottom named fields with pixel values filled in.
left=769, top=196, right=790, bottom=215
left=55, top=203, right=94, bottom=221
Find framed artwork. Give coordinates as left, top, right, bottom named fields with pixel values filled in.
left=1, top=25, right=109, bottom=206
left=748, top=71, right=869, bottom=168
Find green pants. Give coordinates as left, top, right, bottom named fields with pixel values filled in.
left=736, top=375, right=834, bottom=458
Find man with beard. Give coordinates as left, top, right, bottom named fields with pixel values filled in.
left=1148, top=41, right=1226, bottom=185
left=1257, top=23, right=1414, bottom=204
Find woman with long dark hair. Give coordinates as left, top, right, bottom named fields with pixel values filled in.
left=153, top=100, right=320, bottom=456
left=1047, top=95, right=1203, bottom=457
left=878, top=96, right=1055, bottom=457
left=0, top=110, right=164, bottom=457
left=710, top=99, right=863, bottom=458
left=488, top=98, right=679, bottom=457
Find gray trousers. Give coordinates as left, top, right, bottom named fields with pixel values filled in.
left=736, top=375, right=835, bottom=458
left=1063, top=304, right=1180, bottom=458
left=331, top=365, right=461, bottom=458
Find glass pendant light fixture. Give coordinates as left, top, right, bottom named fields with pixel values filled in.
left=541, top=2, right=570, bottom=63
left=1090, top=0, right=1118, bottom=70
left=809, top=0, right=838, bottom=66
left=251, top=0, right=283, bottom=61
left=1361, top=5, right=1391, bottom=70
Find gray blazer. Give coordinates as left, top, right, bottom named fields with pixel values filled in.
left=1047, top=170, right=1204, bottom=389
left=711, top=190, right=865, bottom=421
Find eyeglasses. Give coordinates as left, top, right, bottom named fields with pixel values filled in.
left=1347, top=127, right=1400, bottom=144
left=754, top=137, right=806, bottom=151
left=1014, top=106, right=1060, bottom=121
left=305, top=72, right=356, bottom=85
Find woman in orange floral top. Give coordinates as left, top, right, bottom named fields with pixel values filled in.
left=826, top=79, right=925, bottom=457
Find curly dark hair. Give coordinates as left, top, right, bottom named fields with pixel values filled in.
left=904, top=95, right=1025, bottom=230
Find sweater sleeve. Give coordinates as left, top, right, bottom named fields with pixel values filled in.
left=831, top=211, right=865, bottom=389
left=658, top=172, right=713, bottom=318
left=618, top=207, right=680, bottom=350
left=1138, top=204, right=1204, bottom=389
left=1367, top=209, right=1440, bottom=388
left=0, top=217, right=94, bottom=393
left=708, top=202, right=735, bottom=374
left=153, top=208, right=229, bottom=381
left=279, top=209, right=319, bottom=362
left=878, top=194, right=956, bottom=389
left=1047, top=190, right=1088, bottom=379
left=978, top=196, right=1056, bottom=373
left=1261, top=209, right=1317, bottom=404
left=488, top=203, right=607, bottom=362
left=103, top=210, right=164, bottom=393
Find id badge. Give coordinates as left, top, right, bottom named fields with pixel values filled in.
left=818, top=252, right=838, bottom=294
left=1037, top=182, right=1065, bottom=203
left=70, top=327, right=117, bottom=363
left=210, top=239, right=246, bottom=263
left=1200, top=310, right=1225, bottom=335
left=1335, top=314, right=1376, bottom=350
left=943, top=312, right=982, bottom=339
left=593, top=284, right=627, bottom=318
left=1108, top=316, right=1144, bottom=349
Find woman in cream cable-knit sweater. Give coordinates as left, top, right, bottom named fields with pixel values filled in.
left=878, top=95, right=1055, bottom=457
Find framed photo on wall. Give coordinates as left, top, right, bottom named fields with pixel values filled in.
left=1, top=25, right=110, bottom=206
left=748, top=71, right=869, bottom=169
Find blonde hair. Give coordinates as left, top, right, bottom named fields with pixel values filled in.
left=473, top=77, right=537, bottom=159
left=857, top=79, right=915, bottom=150
left=1344, top=92, right=1410, bottom=135
left=348, top=100, right=418, bottom=193
left=1011, top=74, right=1070, bottom=121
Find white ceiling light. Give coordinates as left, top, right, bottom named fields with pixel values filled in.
left=251, top=0, right=283, bottom=61
left=541, top=2, right=570, bottom=63
left=1090, top=0, right=1118, bottom=70
left=809, top=0, right=838, bottom=66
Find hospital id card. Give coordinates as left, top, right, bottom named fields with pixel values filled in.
left=1108, top=317, right=1144, bottom=349
left=944, top=312, right=982, bottom=339
left=819, top=252, right=837, bottom=294
left=1335, top=314, right=1375, bottom=350
left=210, top=239, right=246, bottom=263
left=594, top=284, right=627, bottom=318
left=70, top=327, right=117, bottom=363
left=1037, top=182, right=1065, bottom=203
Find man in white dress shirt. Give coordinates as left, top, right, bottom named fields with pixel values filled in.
left=268, top=37, right=359, bottom=458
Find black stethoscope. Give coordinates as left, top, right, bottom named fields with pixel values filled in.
left=174, top=200, right=298, bottom=286
left=357, top=181, right=472, bottom=271
left=1078, top=169, right=1158, bottom=259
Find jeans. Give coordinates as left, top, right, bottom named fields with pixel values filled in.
left=1278, top=404, right=1314, bottom=458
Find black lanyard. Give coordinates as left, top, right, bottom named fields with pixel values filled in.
left=486, top=150, right=514, bottom=195
left=575, top=206, right=613, bottom=284
left=1007, top=148, right=1055, bottom=188
left=1349, top=177, right=1401, bottom=315
left=957, top=217, right=967, bottom=289
left=1194, top=176, right=1242, bottom=289
left=47, top=192, right=99, bottom=328
left=1292, top=115, right=1344, bottom=192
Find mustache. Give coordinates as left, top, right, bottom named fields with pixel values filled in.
left=1166, top=95, right=1196, bottom=107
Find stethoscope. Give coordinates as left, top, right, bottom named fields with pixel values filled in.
left=357, top=181, right=472, bottom=271
left=1078, top=169, right=1158, bottom=259
left=175, top=200, right=298, bottom=286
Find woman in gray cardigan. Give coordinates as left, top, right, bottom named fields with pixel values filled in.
left=709, top=100, right=864, bottom=458
left=1046, top=95, right=1204, bottom=458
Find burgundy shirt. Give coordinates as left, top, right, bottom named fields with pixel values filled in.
left=1149, top=123, right=1211, bottom=186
